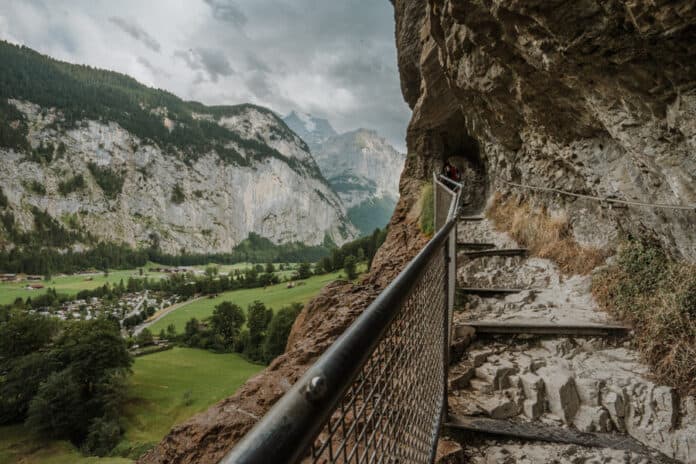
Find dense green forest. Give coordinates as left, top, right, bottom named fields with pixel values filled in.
left=0, top=312, right=132, bottom=456
left=0, top=40, right=325, bottom=182
left=0, top=227, right=388, bottom=276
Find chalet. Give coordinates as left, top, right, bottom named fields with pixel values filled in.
left=0, top=273, right=17, bottom=282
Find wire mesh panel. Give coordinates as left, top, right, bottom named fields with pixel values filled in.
left=308, top=246, right=448, bottom=464
left=220, top=178, right=460, bottom=464
left=435, top=180, right=455, bottom=231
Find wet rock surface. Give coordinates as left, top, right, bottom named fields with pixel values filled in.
left=464, top=441, right=655, bottom=464
left=455, top=219, right=616, bottom=326
left=449, top=218, right=696, bottom=463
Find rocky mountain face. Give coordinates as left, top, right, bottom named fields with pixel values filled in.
left=0, top=43, right=356, bottom=254
left=283, top=112, right=406, bottom=235
left=393, top=0, right=696, bottom=260
left=282, top=111, right=337, bottom=149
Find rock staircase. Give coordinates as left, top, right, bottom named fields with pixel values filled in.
left=440, top=212, right=696, bottom=464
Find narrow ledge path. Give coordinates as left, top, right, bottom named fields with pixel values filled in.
left=440, top=206, right=696, bottom=464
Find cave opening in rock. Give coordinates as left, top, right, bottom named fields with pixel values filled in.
left=434, top=112, right=488, bottom=214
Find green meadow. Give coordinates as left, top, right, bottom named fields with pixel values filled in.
left=0, top=264, right=168, bottom=305
left=0, top=347, right=263, bottom=463
left=149, top=268, right=351, bottom=334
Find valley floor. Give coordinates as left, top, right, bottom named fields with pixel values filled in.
left=148, top=265, right=366, bottom=334
left=0, top=348, right=263, bottom=464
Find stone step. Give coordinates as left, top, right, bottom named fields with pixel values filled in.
left=457, top=321, right=631, bottom=337
left=456, top=242, right=496, bottom=250
left=461, top=248, right=528, bottom=258
left=458, top=215, right=485, bottom=221
left=457, top=287, right=527, bottom=297
left=444, top=415, right=679, bottom=464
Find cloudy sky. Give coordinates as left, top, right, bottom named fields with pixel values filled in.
left=0, top=0, right=411, bottom=151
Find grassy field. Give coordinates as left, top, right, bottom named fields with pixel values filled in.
left=117, top=347, right=263, bottom=454
left=0, top=262, right=305, bottom=306
left=0, top=425, right=131, bottom=464
left=149, top=269, right=349, bottom=334
left=0, top=264, right=168, bottom=305
left=0, top=347, right=263, bottom=463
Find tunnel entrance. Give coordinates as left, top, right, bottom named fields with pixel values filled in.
left=431, top=111, right=488, bottom=214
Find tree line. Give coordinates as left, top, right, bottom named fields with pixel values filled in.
left=0, top=223, right=387, bottom=277
left=169, top=300, right=303, bottom=365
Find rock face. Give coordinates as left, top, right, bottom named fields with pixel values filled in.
left=282, top=111, right=337, bottom=148
left=284, top=112, right=406, bottom=235
left=393, top=0, right=696, bottom=260
left=1, top=100, right=356, bottom=253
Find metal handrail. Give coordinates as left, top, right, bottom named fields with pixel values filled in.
left=221, top=176, right=461, bottom=464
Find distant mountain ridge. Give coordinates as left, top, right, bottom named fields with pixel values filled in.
left=283, top=113, right=405, bottom=236
left=0, top=41, right=357, bottom=254
left=283, top=111, right=337, bottom=148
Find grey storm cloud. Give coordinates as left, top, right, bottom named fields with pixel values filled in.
left=108, top=16, right=161, bottom=52
left=203, top=0, right=247, bottom=27
left=137, top=56, right=171, bottom=79
left=0, top=0, right=411, bottom=150
left=174, top=48, right=234, bottom=83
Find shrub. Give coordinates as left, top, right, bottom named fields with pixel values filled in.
left=58, top=174, right=85, bottom=195
left=593, top=240, right=696, bottom=395
left=487, top=192, right=607, bottom=275
left=82, top=417, right=121, bottom=456
left=26, top=180, right=46, bottom=195
left=419, top=183, right=434, bottom=236
left=88, top=162, right=124, bottom=199
left=171, top=184, right=185, bottom=204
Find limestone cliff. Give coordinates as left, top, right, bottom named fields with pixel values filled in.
left=394, top=0, right=696, bottom=259
left=0, top=100, right=355, bottom=253
left=0, top=42, right=357, bottom=253
left=283, top=111, right=406, bottom=235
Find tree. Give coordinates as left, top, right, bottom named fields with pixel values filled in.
left=294, top=262, right=312, bottom=280
left=205, top=265, right=218, bottom=278
left=136, top=328, right=154, bottom=346
left=184, top=318, right=201, bottom=340
left=0, top=351, right=61, bottom=424
left=265, top=262, right=275, bottom=274
left=83, top=417, right=121, bottom=457
left=158, top=329, right=166, bottom=340
left=344, top=255, right=358, bottom=280
left=245, top=301, right=273, bottom=361
left=210, top=302, right=245, bottom=349
left=54, top=319, right=132, bottom=387
left=166, top=323, right=177, bottom=339
left=263, top=303, right=303, bottom=363
left=26, top=370, right=83, bottom=440
left=0, top=311, right=57, bottom=360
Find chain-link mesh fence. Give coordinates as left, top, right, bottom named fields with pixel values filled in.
left=308, top=245, right=448, bottom=463
left=222, top=176, right=460, bottom=464
left=435, top=177, right=457, bottom=231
